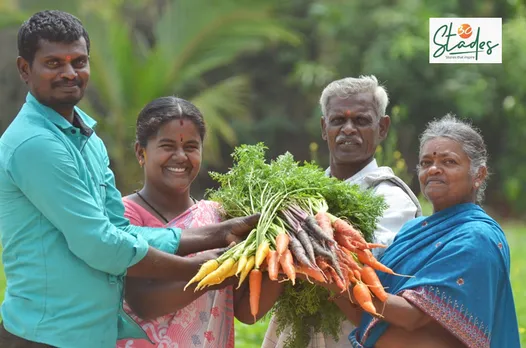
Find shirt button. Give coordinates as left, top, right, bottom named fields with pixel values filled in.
left=70, top=129, right=76, bottom=134
left=422, top=221, right=428, bottom=227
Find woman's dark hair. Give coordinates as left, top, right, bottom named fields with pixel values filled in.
left=136, top=96, right=206, bottom=147
left=18, top=10, right=91, bottom=64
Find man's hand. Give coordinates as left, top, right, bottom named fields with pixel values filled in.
left=177, top=214, right=260, bottom=256
left=221, top=213, right=260, bottom=246
left=191, top=247, right=229, bottom=265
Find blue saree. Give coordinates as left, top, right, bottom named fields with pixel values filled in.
left=349, top=203, right=520, bottom=348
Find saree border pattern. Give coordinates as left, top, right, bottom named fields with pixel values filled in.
left=359, top=286, right=491, bottom=347
left=400, top=286, right=491, bottom=348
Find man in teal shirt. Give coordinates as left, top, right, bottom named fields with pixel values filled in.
left=0, top=10, right=257, bottom=348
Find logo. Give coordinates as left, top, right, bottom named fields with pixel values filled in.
left=457, top=24, right=472, bottom=39
left=429, top=18, right=502, bottom=64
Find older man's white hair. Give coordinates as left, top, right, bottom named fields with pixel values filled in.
left=319, top=75, right=389, bottom=119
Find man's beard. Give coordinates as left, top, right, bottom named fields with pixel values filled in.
left=51, top=94, right=83, bottom=106
left=49, top=79, right=84, bottom=106
left=47, top=87, right=85, bottom=108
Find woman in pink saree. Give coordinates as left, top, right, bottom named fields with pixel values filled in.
left=116, top=97, right=281, bottom=347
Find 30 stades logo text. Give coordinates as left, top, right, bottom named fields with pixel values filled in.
left=429, top=18, right=502, bottom=64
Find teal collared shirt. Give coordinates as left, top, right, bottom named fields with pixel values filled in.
left=0, top=93, right=181, bottom=347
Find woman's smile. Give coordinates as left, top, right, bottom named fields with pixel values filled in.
left=164, top=166, right=188, bottom=174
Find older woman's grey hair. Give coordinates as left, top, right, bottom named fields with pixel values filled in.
left=319, top=75, right=389, bottom=119
left=418, top=114, right=489, bottom=204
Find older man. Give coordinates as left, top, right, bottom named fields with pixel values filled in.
left=262, top=75, right=421, bottom=348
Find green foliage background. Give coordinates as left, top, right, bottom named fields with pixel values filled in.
left=0, top=0, right=524, bottom=345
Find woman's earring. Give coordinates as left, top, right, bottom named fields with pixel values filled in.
left=474, top=182, right=480, bottom=188
left=139, top=159, right=144, bottom=167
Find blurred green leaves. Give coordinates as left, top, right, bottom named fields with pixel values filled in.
left=1, top=0, right=525, bottom=213
left=0, top=0, right=300, bottom=193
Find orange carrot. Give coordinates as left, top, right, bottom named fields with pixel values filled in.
left=352, top=241, right=388, bottom=250
left=341, top=245, right=358, bottom=254
left=356, top=249, right=414, bottom=278
left=315, top=211, right=334, bottom=239
left=275, top=233, right=290, bottom=257
left=353, top=282, right=378, bottom=315
left=316, top=257, right=331, bottom=271
left=360, top=265, right=389, bottom=302
left=335, top=233, right=356, bottom=252
left=259, top=258, right=268, bottom=272
left=347, top=257, right=363, bottom=273
left=353, top=269, right=362, bottom=282
left=296, top=265, right=326, bottom=283
left=266, top=249, right=273, bottom=264
left=355, top=248, right=374, bottom=265
left=348, top=270, right=358, bottom=284
left=327, top=266, right=346, bottom=292
left=279, top=249, right=296, bottom=285
left=333, top=218, right=367, bottom=244
left=368, top=259, right=406, bottom=276
left=267, top=250, right=280, bottom=281
left=336, top=247, right=362, bottom=272
left=323, top=269, right=333, bottom=283
left=249, top=269, right=262, bottom=323
left=339, top=262, right=351, bottom=288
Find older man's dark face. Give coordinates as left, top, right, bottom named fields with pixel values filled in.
left=321, top=92, right=390, bottom=168
left=17, top=38, right=90, bottom=117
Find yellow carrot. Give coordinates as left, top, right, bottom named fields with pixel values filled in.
left=203, top=262, right=238, bottom=289
left=184, top=259, right=219, bottom=291
left=237, top=255, right=255, bottom=289
left=255, top=241, right=270, bottom=269
left=195, top=258, right=236, bottom=291
left=223, top=261, right=239, bottom=280
left=236, top=255, right=248, bottom=276
left=197, top=276, right=223, bottom=289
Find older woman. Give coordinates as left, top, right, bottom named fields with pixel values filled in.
left=341, top=114, right=520, bottom=348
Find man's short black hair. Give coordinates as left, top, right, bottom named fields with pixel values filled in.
left=17, top=10, right=90, bottom=64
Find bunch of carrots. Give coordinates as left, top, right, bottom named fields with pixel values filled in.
left=184, top=200, right=402, bottom=321
left=186, top=143, right=392, bottom=346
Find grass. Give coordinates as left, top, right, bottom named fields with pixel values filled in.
left=0, top=223, right=524, bottom=346
left=506, top=224, right=526, bottom=345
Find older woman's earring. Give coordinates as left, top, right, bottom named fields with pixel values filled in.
left=139, top=159, right=144, bottom=167
left=475, top=182, right=480, bottom=188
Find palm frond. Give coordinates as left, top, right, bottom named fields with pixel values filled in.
left=190, top=76, right=252, bottom=164
left=152, top=0, right=300, bottom=88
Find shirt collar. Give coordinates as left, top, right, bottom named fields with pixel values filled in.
left=325, top=158, right=379, bottom=184
left=26, top=92, right=97, bottom=134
